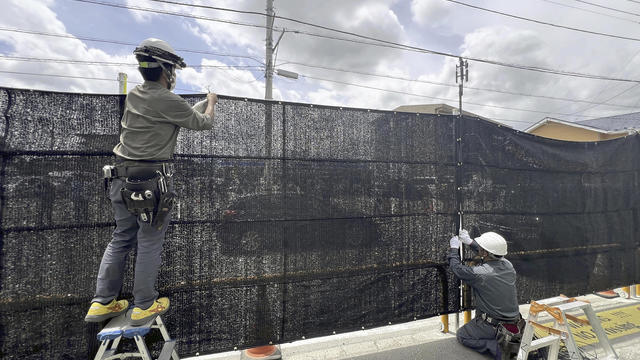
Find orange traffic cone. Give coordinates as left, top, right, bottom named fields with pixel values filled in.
left=242, top=345, right=281, bottom=359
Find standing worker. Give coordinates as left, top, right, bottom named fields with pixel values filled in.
left=85, top=38, right=218, bottom=326
left=448, top=230, right=523, bottom=360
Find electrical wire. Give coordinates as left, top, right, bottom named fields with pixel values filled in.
left=276, top=60, right=640, bottom=110
left=539, top=0, right=640, bottom=24
left=556, top=46, right=640, bottom=116
left=0, top=69, right=200, bottom=93
left=300, top=73, right=597, bottom=117
left=570, top=0, right=640, bottom=17
left=3, top=68, right=616, bottom=127
left=0, top=70, right=119, bottom=82
left=69, top=0, right=640, bottom=83
left=0, top=55, right=264, bottom=69
left=4, top=53, right=637, bottom=112
left=0, top=66, right=602, bottom=121
left=0, top=27, right=265, bottom=65
left=444, top=0, right=640, bottom=42
left=8, top=2, right=640, bottom=122
left=568, top=82, right=640, bottom=116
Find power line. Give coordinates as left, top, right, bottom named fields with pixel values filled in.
left=568, top=82, right=640, bottom=116
left=0, top=70, right=117, bottom=82
left=3, top=53, right=637, bottom=111
left=539, top=0, right=640, bottom=23
left=0, top=27, right=264, bottom=65
left=570, top=0, right=640, bottom=17
left=70, top=0, right=640, bottom=83
left=444, top=0, right=640, bottom=42
left=277, top=60, right=640, bottom=110
left=300, top=73, right=597, bottom=118
left=0, top=69, right=198, bottom=93
left=0, top=69, right=603, bottom=124
left=0, top=55, right=264, bottom=70
left=72, top=0, right=269, bottom=30
left=553, top=45, right=640, bottom=116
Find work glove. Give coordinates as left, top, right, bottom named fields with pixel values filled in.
left=450, top=235, right=461, bottom=249
left=459, top=229, right=473, bottom=245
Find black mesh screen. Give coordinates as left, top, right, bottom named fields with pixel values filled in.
left=459, top=117, right=639, bottom=302
left=0, top=87, right=637, bottom=359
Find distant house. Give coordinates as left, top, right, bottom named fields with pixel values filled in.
left=393, top=103, right=509, bottom=128
left=525, top=112, right=640, bottom=141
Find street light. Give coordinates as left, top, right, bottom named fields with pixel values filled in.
left=276, top=68, right=298, bottom=79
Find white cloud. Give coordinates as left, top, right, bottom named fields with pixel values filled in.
left=3, top=0, right=640, bottom=130
left=0, top=0, right=141, bottom=93
left=411, top=0, right=452, bottom=27
left=179, top=58, right=267, bottom=99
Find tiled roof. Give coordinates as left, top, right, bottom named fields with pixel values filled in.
left=575, top=112, right=640, bottom=131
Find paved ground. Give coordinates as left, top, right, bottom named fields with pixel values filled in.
left=187, top=293, right=640, bottom=360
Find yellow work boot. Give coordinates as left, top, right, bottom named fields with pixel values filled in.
left=84, top=299, right=128, bottom=322
left=129, top=297, right=170, bottom=326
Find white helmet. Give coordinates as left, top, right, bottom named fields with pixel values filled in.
left=474, top=232, right=507, bottom=256
left=133, top=38, right=186, bottom=69
left=134, top=38, right=186, bottom=90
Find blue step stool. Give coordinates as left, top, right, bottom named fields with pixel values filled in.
left=94, top=313, right=179, bottom=360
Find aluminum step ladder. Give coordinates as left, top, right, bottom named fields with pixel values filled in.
left=94, top=314, right=179, bottom=360
left=518, top=295, right=617, bottom=360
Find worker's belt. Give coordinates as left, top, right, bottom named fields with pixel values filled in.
left=478, top=311, right=520, bottom=326
left=101, top=161, right=175, bottom=230
left=102, top=162, right=173, bottom=180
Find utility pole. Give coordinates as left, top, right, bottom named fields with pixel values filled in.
left=456, top=57, right=468, bottom=116
left=456, top=57, right=470, bottom=331
left=265, top=0, right=274, bottom=100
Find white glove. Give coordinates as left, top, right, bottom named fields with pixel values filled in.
left=450, top=236, right=461, bottom=249
left=459, top=229, right=473, bottom=245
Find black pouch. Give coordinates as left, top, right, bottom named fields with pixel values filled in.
left=496, top=316, right=525, bottom=360
left=151, top=190, right=176, bottom=230
left=121, top=173, right=161, bottom=224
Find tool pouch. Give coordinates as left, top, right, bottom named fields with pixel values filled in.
left=496, top=317, right=525, bottom=360
left=151, top=188, right=176, bottom=230
left=121, top=173, right=160, bottom=225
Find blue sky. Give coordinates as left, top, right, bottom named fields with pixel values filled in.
left=3, top=0, right=640, bottom=130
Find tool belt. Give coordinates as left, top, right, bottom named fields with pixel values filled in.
left=102, top=161, right=175, bottom=230
left=478, top=311, right=520, bottom=326
left=102, top=162, right=173, bottom=179
left=479, top=311, right=525, bottom=360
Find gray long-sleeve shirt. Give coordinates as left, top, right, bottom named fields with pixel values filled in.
left=113, top=81, right=213, bottom=160
left=448, top=247, right=519, bottom=320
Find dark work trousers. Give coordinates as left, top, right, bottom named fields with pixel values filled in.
left=92, top=177, right=172, bottom=309
left=456, top=316, right=499, bottom=358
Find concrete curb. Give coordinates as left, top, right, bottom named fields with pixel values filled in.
left=185, top=293, right=640, bottom=360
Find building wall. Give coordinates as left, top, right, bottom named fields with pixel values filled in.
left=530, top=123, right=626, bottom=142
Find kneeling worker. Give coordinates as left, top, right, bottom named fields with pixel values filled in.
left=85, top=38, right=217, bottom=325
left=448, top=230, right=522, bottom=360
